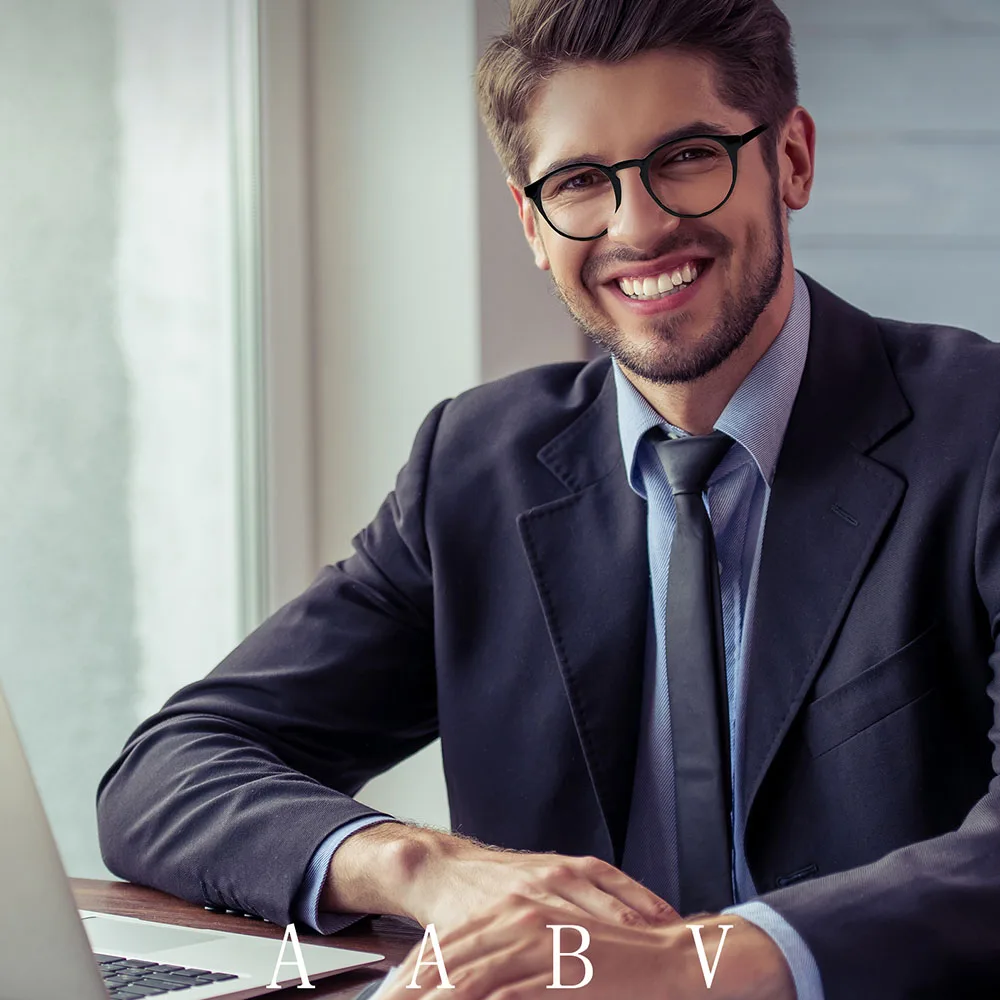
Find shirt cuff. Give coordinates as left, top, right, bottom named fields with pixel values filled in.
left=291, top=814, right=398, bottom=934
left=723, top=900, right=824, bottom=1000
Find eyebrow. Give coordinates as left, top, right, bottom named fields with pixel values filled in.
left=533, top=119, right=734, bottom=180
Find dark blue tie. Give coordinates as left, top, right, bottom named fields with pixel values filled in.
left=657, top=429, right=734, bottom=914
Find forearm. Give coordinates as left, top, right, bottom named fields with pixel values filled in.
left=97, top=713, right=386, bottom=924
left=99, top=402, right=447, bottom=923
left=760, top=792, right=1000, bottom=999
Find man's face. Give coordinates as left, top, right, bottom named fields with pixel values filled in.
left=510, top=49, right=800, bottom=386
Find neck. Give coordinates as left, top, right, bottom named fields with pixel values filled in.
left=622, top=271, right=795, bottom=435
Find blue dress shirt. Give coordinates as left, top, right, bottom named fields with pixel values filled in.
left=613, top=269, right=822, bottom=998
left=295, top=270, right=824, bottom=996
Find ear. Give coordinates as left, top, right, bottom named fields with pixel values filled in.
left=507, top=179, right=551, bottom=271
left=779, top=107, right=816, bottom=212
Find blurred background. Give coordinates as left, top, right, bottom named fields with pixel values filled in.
left=0, top=0, right=997, bottom=879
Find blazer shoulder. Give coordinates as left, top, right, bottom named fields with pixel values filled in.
left=876, top=314, right=1000, bottom=383
left=433, top=357, right=612, bottom=463
left=874, top=315, right=1000, bottom=429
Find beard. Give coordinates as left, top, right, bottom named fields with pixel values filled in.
left=548, top=178, right=786, bottom=386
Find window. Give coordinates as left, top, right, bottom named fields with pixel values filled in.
left=0, top=0, right=264, bottom=877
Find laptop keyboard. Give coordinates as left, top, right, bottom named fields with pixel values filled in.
left=94, top=953, right=239, bottom=998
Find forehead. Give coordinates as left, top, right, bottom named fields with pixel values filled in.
left=526, top=49, right=734, bottom=177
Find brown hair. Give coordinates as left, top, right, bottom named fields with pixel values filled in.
left=476, top=0, right=798, bottom=189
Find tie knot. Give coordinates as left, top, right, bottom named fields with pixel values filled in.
left=654, top=429, right=732, bottom=496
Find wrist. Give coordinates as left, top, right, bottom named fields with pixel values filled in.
left=705, top=916, right=796, bottom=1000
left=322, top=822, right=458, bottom=921
left=322, top=820, right=413, bottom=917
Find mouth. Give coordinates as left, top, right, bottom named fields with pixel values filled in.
left=604, top=257, right=714, bottom=315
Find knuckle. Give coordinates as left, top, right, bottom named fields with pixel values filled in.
left=436, top=926, right=463, bottom=949
left=464, top=929, right=489, bottom=957
left=513, top=904, right=541, bottom=928
left=579, top=854, right=607, bottom=873
left=650, top=897, right=678, bottom=921
left=500, top=890, right=531, bottom=912
left=498, top=891, right=542, bottom=926
left=616, top=906, right=645, bottom=928
left=545, top=861, right=575, bottom=883
left=454, top=967, right=486, bottom=993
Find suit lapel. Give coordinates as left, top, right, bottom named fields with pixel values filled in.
left=742, top=273, right=912, bottom=815
left=514, top=275, right=913, bottom=860
left=517, top=369, right=648, bottom=862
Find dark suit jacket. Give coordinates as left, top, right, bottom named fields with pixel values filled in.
left=98, top=272, right=1000, bottom=999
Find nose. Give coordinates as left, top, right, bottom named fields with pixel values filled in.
left=605, top=165, right=681, bottom=250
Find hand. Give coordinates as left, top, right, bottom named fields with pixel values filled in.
left=379, top=903, right=795, bottom=1000
left=323, top=823, right=676, bottom=935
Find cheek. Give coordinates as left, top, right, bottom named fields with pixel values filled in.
left=569, top=253, right=600, bottom=294
left=550, top=255, right=585, bottom=292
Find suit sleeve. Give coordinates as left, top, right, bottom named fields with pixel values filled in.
left=96, top=400, right=449, bottom=927
left=759, top=423, right=1000, bottom=999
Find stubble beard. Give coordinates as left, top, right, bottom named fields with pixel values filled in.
left=550, top=185, right=786, bottom=386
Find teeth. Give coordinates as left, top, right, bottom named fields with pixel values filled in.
left=618, top=262, right=702, bottom=300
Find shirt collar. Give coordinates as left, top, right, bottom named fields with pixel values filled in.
left=613, top=268, right=812, bottom=493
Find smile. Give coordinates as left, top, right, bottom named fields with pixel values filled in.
left=617, top=260, right=702, bottom=300
left=607, top=258, right=714, bottom=313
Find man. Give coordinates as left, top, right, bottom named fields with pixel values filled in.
left=97, top=1, right=1000, bottom=997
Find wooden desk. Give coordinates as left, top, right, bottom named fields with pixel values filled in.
left=71, top=879, right=422, bottom=999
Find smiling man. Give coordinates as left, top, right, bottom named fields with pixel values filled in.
left=98, top=2, right=1000, bottom=998
left=508, top=46, right=797, bottom=438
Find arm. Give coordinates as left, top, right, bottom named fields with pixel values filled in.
left=97, top=393, right=677, bottom=937
left=97, top=401, right=450, bottom=926
left=756, top=425, right=1000, bottom=999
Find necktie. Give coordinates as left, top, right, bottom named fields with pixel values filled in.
left=656, top=429, right=734, bottom=914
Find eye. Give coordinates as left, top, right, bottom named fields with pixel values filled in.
left=672, top=147, right=714, bottom=162
left=555, top=169, right=606, bottom=193
left=541, top=167, right=612, bottom=202
left=653, top=141, right=727, bottom=173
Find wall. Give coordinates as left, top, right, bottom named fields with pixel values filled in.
left=780, top=0, right=1000, bottom=341
left=476, top=0, right=585, bottom=380
left=307, top=0, right=481, bottom=827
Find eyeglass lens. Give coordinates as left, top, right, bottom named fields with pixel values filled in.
left=538, top=137, right=735, bottom=238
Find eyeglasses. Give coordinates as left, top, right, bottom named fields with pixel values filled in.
left=523, top=124, right=769, bottom=241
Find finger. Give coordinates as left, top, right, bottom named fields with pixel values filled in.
left=549, top=874, right=656, bottom=926
left=582, top=860, right=679, bottom=924
left=378, top=963, right=447, bottom=998
left=442, top=938, right=553, bottom=1000
left=376, top=943, right=428, bottom=997
left=458, top=969, right=556, bottom=1000
left=424, top=890, right=581, bottom=950
left=537, top=857, right=677, bottom=926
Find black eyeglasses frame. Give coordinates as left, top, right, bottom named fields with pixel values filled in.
left=522, top=123, right=770, bottom=241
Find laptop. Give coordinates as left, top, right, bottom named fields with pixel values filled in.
left=0, top=683, right=384, bottom=1000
